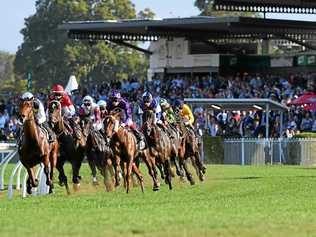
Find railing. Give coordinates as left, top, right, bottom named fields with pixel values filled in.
left=223, top=138, right=316, bottom=166
left=0, top=143, right=49, bottom=199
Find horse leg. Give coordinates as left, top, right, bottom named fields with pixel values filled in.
left=164, top=159, right=172, bottom=190
left=26, top=175, right=32, bottom=195
left=157, top=162, right=165, bottom=180
left=182, top=158, right=195, bottom=185
left=87, top=151, right=98, bottom=185
left=48, top=144, right=58, bottom=193
left=143, top=152, right=159, bottom=191
left=72, top=152, right=84, bottom=191
left=56, top=158, right=70, bottom=194
left=104, top=157, right=114, bottom=192
left=191, top=151, right=206, bottom=182
left=132, top=163, right=144, bottom=193
left=126, top=158, right=133, bottom=194
left=114, top=155, right=121, bottom=188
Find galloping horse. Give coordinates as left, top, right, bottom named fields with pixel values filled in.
left=48, top=100, right=88, bottom=193
left=177, top=117, right=206, bottom=183
left=103, top=109, right=144, bottom=193
left=19, top=99, right=58, bottom=194
left=85, top=124, right=115, bottom=191
left=142, top=110, right=174, bottom=190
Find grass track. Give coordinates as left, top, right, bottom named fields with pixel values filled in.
left=1, top=164, right=316, bottom=237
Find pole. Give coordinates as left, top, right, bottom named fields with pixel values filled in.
left=265, top=104, right=269, bottom=138
left=241, top=138, right=245, bottom=166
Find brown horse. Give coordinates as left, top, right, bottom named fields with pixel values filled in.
left=19, top=100, right=58, bottom=194
left=178, top=118, right=206, bottom=183
left=86, top=124, right=115, bottom=191
left=142, top=110, right=173, bottom=190
left=48, top=100, right=88, bottom=193
left=103, top=109, right=144, bottom=193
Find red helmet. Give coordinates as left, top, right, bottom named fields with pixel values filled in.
left=52, top=84, right=65, bottom=94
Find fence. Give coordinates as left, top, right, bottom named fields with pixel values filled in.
left=223, top=138, right=316, bottom=165
left=0, top=143, right=48, bottom=199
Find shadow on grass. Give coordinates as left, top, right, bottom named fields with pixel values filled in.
left=213, top=176, right=263, bottom=180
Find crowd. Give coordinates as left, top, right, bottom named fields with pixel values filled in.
left=0, top=72, right=315, bottom=142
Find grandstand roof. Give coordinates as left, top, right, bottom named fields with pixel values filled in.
left=59, top=17, right=316, bottom=41
left=213, top=0, right=316, bottom=14
left=184, top=98, right=289, bottom=112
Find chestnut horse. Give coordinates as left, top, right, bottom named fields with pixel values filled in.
left=18, top=100, right=58, bottom=194
left=142, top=110, right=174, bottom=190
left=48, top=100, right=88, bottom=193
left=103, top=109, right=144, bottom=193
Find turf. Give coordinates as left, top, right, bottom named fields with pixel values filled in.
left=1, top=164, right=316, bottom=237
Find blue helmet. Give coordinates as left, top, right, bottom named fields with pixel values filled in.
left=142, top=92, right=152, bottom=103
left=110, top=90, right=121, bottom=101
left=175, top=99, right=184, bottom=108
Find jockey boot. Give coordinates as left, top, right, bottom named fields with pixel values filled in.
left=133, top=129, right=146, bottom=150
left=42, top=122, right=55, bottom=143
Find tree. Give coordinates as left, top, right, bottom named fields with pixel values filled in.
left=137, top=8, right=155, bottom=20
left=194, top=0, right=258, bottom=16
left=15, top=0, right=149, bottom=89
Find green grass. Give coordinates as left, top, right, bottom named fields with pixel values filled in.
left=1, top=164, right=316, bottom=237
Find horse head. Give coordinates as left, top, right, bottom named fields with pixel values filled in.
left=48, top=100, right=62, bottom=125
left=19, top=100, right=34, bottom=123
left=103, top=115, right=118, bottom=140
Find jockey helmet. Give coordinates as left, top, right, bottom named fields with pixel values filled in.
left=21, top=92, right=34, bottom=101
left=97, top=100, right=107, bottom=109
left=142, top=92, right=152, bottom=103
left=110, top=90, right=121, bottom=102
left=52, top=84, right=65, bottom=94
left=83, top=95, right=94, bottom=106
left=159, top=98, right=169, bottom=107
left=175, top=99, right=184, bottom=108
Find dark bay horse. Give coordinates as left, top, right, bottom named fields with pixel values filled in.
left=142, top=110, right=174, bottom=190
left=85, top=124, right=115, bottom=191
left=19, top=100, right=58, bottom=194
left=178, top=118, right=206, bottom=183
left=103, top=109, right=144, bottom=193
left=48, top=100, right=88, bottom=193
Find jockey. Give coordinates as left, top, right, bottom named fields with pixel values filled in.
left=49, top=84, right=76, bottom=133
left=138, top=92, right=162, bottom=125
left=159, top=98, right=178, bottom=137
left=159, top=98, right=177, bottom=126
left=20, top=92, right=55, bottom=142
left=106, top=90, right=144, bottom=147
left=49, top=84, right=76, bottom=118
left=79, top=95, right=102, bottom=131
left=97, top=100, right=108, bottom=120
left=174, top=99, right=195, bottom=129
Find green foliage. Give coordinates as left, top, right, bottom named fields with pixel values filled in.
left=14, top=0, right=149, bottom=88
left=2, top=165, right=316, bottom=236
left=137, top=8, right=156, bottom=20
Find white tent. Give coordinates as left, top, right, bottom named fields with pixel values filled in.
left=65, top=75, right=78, bottom=95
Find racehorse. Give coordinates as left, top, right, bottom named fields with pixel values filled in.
left=48, top=100, right=88, bottom=193
left=177, top=117, right=206, bottom=183
left=103, top=109, right=144, bottom=193
left=85, top=123, right=115, bottom=191
left=18, top=99, right=58, bottom=194
left=142, top=110, right=174, bottom=190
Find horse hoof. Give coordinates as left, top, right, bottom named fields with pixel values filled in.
left=73, top=183, right=80, bottom=192
left=199, top=174, right=205, bottom=182
left=26, top=187, right=32, bottom=195
left=202, top=166, right=207, bottom=174
left=153, top=186, right=160, bottom=192
left=58, top=181, right=65, bottom=187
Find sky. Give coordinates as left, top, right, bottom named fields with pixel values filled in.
left=0, top=0, right=316, bottom=54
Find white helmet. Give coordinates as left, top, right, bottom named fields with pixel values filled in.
left=97, top=100, right=107, bottom=107
left=83, top=95, right=94, bottom=104
left=21, top=92, right=34, bottom=101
